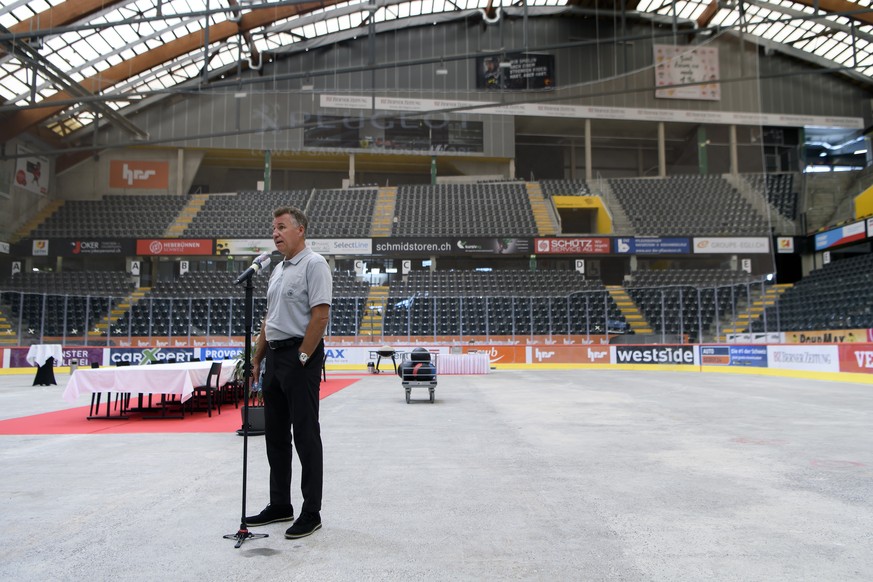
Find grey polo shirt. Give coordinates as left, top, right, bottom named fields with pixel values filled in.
left=265, top=246, right=332, bottom=341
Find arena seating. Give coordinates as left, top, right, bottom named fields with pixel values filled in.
left=625, top=269, right=761, bottom=340
left=112, top=271, right=269, bottom=337
left=306, top=188, right=378, bottom=238
left=184, top=190, right=310, bottom=239
left=392, top=183, right=537, bottom=236
left=1, top=271, right=133, bottom=337
left=750, top=253, right=873, bottom=332
left=328, top=271, right=370, bottom=336
left=109, top=270, right=367, bottom=338
left=609, top=175, right=770, bottom=236
left=744, top=173, right=800, bottom=220
left=539, top=179, right=591, bottom=198
left=32, top=195, right=190, bottom=238
left=382, top=270, right=626, bottom=337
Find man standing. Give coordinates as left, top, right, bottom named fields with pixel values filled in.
left=246, top=206, right=332, bottom=539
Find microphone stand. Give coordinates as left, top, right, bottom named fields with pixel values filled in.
left=224, top=270, right=268, bottom=548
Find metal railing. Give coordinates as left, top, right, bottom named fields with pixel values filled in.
left=0, top=279, right=780, bottom=346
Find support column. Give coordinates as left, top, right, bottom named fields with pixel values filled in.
left=263, top=150, right=272, bottom=192
left=729, top=124, right=738, bottom=175
left=569, top=139, right=576, bottom=180
left=176, top=148, right=184, bottom=195
left=658, top=122, right=666, bottom=177
left=349, top=154, right=356, bottom=187
left=698, top=126, right=708, bottom=175
left=585, top=119, right=593, bottom=182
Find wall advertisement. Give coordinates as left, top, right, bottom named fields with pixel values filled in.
left=783, top=329, right=871, bottom=344
left=109, top=347, right=197, bottom=365
left=813, top=221, right=866, bottom=251
left=614, top=237, right=691, bottom=254
left=109, top=160, right=169, bottom=189
left=614, top=345, right=696, bottom=365
left=526, top=345, right=611, bottom=364
left=373, top=237, right=530, bottom=256
left=534, top=237, right=610, bottom=255
left=838, top=344, right=873, bottom=374
left=766, top=345, right=840, bottom=373
left=693, top=237, right=770, bottom=254
left=136, top=239, right=213, bottom=256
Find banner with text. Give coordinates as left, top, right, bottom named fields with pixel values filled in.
left=373, top=237, right=531, bottom=256
left=693, top=237, right=770, bottom=254
left=136, top=239, right=213, bottom=256
left=534, top=237, right=611, bottom=255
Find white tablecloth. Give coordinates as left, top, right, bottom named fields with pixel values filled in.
left=436, top=353, right=490, bottom=375
left=63, top=360, right=236, bottom=404
left=26, top=344, right=64, bottom=367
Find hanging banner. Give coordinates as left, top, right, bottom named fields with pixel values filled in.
left=14, top=146, right=49, bottom=195
left=654, top=44, right=720, bottom=101
left=476, top=53, right=555, bottom=90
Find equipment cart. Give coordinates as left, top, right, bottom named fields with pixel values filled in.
left=398, top=348, right=437, bottom=403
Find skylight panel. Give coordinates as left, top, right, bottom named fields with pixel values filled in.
left=10, top=5, right=35, bottom=20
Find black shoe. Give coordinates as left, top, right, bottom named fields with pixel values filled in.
left=284, top=511, right=322, bottom=539
left=245, top=503, right=294, bottom=526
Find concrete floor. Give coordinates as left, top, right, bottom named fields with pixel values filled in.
left=1, top=368, right=871, bottom=581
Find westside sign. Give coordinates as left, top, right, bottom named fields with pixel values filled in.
left=615, top=345, right=695, bottom=365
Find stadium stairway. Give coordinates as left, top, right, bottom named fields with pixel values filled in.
left=12, top=199, right=64, bottom=242
left=0, top=307, right=17, bottom=345
left=526, top=182, right=557, bottom=235
left=164, top=193, right=209, bottom=237
left=370, top=187, right=398, bottom=237
left=716, top=283, right=792, bottom=340
left=359, top=286, right=388, bottom=337
left=607, top=286, right=653, bottom=334
left=88, top=287, right=150, bottom=338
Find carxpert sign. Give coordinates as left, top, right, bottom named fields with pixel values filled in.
left=109, top=347, right=196, bottom=365
left=614, top=345, right=696, bottom=365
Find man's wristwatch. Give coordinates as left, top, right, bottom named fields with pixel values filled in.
left=298, top=352, right=309, bottom=366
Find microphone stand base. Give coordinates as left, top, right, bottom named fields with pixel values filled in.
left=224, top=528, right=269, bottom=549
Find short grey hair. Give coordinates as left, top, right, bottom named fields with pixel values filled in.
left=273, top=206, right=308, bottom=233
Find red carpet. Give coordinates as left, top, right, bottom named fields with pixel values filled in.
left=0, top=377, right=360, bottom=436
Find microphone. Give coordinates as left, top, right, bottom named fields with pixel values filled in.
left=234, top=252, right=272, bottom=285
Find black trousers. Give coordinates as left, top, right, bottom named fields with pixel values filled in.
left=263, top=340, right=324, bottom=513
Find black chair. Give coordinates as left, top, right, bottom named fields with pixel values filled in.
left=192, top=361, right=223, bottom=417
